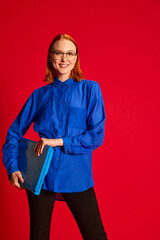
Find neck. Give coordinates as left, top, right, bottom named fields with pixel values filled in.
left=56, top=74, right=70, bottom=82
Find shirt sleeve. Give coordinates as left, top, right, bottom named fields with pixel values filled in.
left=2, top=91, right=37, bottom=176
left=62, top=82, right=106, bottom=154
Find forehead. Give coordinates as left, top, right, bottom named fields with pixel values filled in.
left=51, top=38, right=76, bottom=51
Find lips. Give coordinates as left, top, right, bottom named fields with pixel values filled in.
left=59, top=64, right=69, bottom=68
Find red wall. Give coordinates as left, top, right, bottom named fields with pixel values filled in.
left=0, top=0, right=160, bottom=239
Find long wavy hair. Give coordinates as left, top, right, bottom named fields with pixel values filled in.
left=44, top=34, right=84, bottom=83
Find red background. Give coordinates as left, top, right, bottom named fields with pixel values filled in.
left=0, top=0, right=160, bottom=239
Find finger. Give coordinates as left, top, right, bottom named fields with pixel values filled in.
left=10, top=174, right=18, bottom=185
left=11, top=178, right=20, bottom=188
left=35, top=141, right=42, bottom=153
left=17, top=172, right=24, bottom=183
left=37, top=141, right=44, bottom=156
left=14, top=182, right=22, bottom=189
left=40, top=144, right=45, bottom=154
left=36, top=143, right=41, bottom=156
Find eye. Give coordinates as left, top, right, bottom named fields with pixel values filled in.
left=67, top=52, right=75, bottom=56
left=54, top=51, right=62, bottom=55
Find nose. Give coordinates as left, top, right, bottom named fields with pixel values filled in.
left=61, top=53, right=67, bottom=61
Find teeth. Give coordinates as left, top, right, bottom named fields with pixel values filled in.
left=60, top=64, right=68, bottom=67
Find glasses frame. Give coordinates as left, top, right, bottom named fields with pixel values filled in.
left=49, top=50, right=78, bottom=60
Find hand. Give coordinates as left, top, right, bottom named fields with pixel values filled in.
left=34, top=138, right=64, bottom=156
left=10, top=171, right=24, bottom=190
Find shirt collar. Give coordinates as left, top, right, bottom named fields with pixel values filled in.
left=53, top=76, right=74, bottom=88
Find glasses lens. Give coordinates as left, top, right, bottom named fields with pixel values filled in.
left=53, top=51, right=62, bottom=60
left=66, top=52, right=76, bottom=60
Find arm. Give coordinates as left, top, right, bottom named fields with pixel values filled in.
left=34, top=138, right=63, bottom=156
left=62, top=82, right=106, bottom=154
left=2, top=91, right=37, bottom=176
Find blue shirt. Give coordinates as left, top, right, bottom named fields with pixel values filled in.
left=2, top=77, right=106, bottom=193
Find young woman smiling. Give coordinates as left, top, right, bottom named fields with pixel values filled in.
left=3, top=34, right=108, bottom=240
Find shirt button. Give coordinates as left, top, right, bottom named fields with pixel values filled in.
left=60, top=124, right=62, bottom=126
left=61, top=113, right=63, bottom=115
left=58, top=146, right=60, bottom=148
left=57, top=157, right=59, bottom=160
left=61, top=102, right=63, bottom=104
left=67, top=150, right=69, bottom=153
left=59, top=135, right=61, bottom=137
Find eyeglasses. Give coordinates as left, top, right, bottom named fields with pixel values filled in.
left=49, top=50, right=78, bottom=61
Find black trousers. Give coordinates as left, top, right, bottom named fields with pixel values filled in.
left=26, top=187, right=108, bottom=240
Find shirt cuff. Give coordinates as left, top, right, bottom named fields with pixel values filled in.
left=7, top=165, right=19, bottom=176
left=62, top=136, right=72, bottom=153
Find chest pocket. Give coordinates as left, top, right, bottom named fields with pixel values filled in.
left=68, top=107, right=87, bottom=129
left=33, top=101, right=57, bottom=131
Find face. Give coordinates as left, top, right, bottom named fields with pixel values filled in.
left=49, top=38, right=77, bottom=81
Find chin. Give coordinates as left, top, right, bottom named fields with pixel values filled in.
left=58, top=69, right=72, bottom=75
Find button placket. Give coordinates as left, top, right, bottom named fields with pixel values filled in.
left=59, top=86, right=65, bottom=137
left=54, top=148, right=61, bottom=174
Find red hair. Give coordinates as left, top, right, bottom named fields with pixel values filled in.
left=44, top=34, right=84, bottom=83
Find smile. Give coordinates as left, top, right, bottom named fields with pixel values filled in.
left=59, top=64, right=69, bottom=68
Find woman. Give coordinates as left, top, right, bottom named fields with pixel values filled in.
left=2, top=34, right=108, bottom=240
